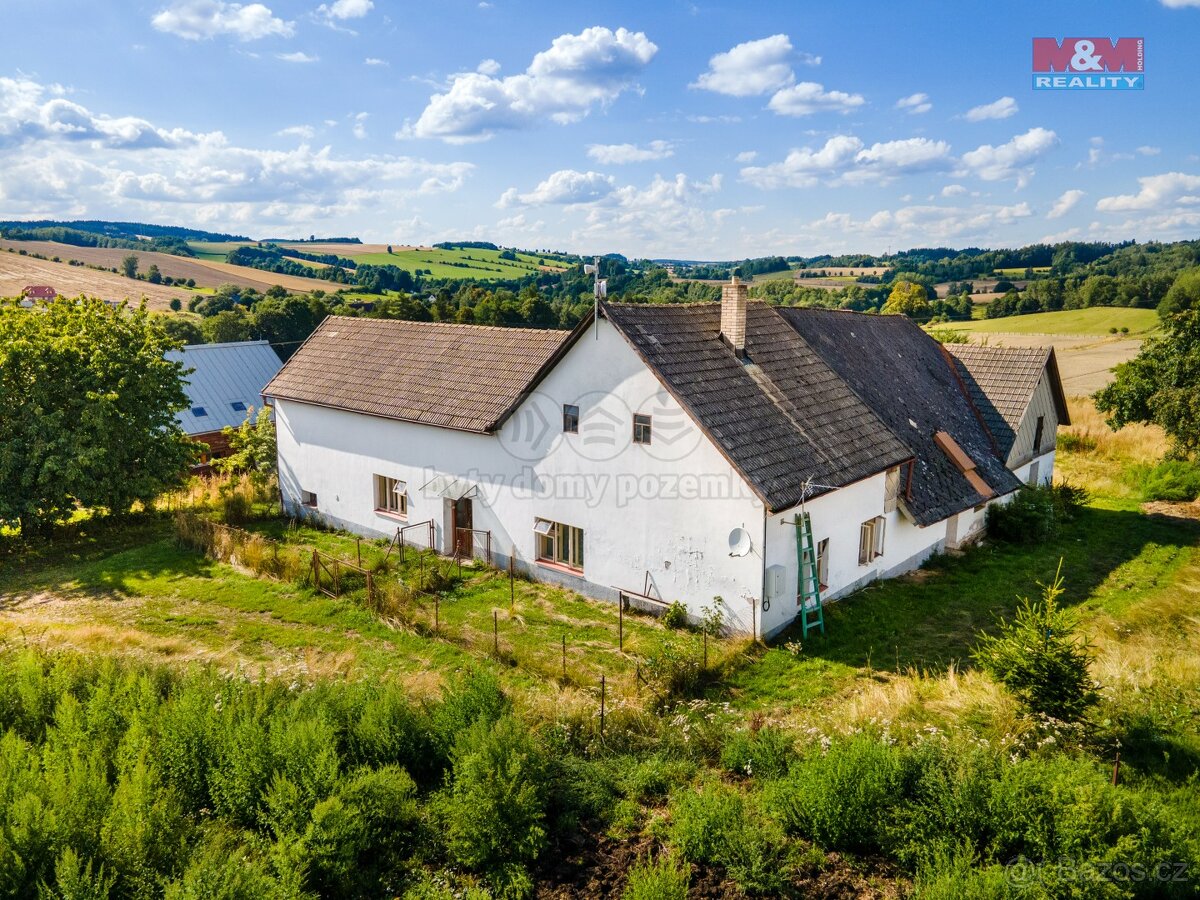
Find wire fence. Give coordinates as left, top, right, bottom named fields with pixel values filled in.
left=171, top=509, right=734, bottom=706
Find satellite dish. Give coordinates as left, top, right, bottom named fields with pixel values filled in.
left=728, top=527, right=752, bottom=557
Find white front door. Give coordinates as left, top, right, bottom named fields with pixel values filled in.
left=946, top=513, right=959, bottom=549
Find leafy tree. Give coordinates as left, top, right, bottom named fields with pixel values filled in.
left=972, top=567, right=1097, bottom=722
left=202, top=308, right=254, bottom=344
left=1158, top=267, right=1200, bottom=318
left=120, top=254, right=138, bottom=279
left=0, top=298, right=195, bottom=532
left=881, top=281, right=930, bottom=319
left=157, top=315, right=203, bottom=346
left=146, top=264, right=162, bottom=285
left=1095, top=309, right=1200, bottom=458
left=168, top=297, right=182, bottom=312
left=215, top=407, right=276, bottom=482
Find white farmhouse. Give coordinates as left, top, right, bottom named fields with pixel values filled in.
left=263, top=278, right=1069, bottom=638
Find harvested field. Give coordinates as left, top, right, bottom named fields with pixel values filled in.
left=0, top=239, right=334, bottom=293
left=0, top=251, right=191, bottom=310
left=275, top=241, right=422, bottom=256
left=966, top=332, right=1143, bottom=394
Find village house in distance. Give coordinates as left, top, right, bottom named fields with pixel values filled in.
left=264, top=277, right=1068, bottom=638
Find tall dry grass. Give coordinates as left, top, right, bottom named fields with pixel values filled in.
left=1056, top=396, right=1169, bottom=496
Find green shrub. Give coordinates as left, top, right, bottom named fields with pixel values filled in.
left=986, top=483, right=1085, bottom=544
left=972, top=569, right=1097, bottom=721
left=441, top=716, right=549, bottom=895
left=640, top=638, right=704, bottom=698
left=622, top=853, right=690, bottom=900
left=37, top=848, right=116, bottom=900
left=719, top=726, right=797, bottom=780
left=428, top=669, right=510, bottom=760
left=302, top=765, right=419, bottom=897
left=161, top=830, right=279, bottom=900
left=100, top=755, right=187, bottom=898
left=1130, top=459, right=1200, bottom=502
left=661, top=601, right=688, bottom=630
left=911, top=848, right=1038, bottom=900
left=666, top=783, right=785, bottom=894
left=769, top=734, right=903, bottom=853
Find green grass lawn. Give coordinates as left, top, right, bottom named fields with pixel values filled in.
left=0, top=516, right=718, bottom=699
left=938, top=305, right=1161, bottom=335
left=723, top=494, right=1199, bottom=714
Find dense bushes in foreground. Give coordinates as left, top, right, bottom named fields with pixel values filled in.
left=0, top=651, right=1195, bottom=899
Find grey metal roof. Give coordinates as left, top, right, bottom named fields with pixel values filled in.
left=167, top=340, right=283, bottom=435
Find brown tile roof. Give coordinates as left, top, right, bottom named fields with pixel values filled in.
left=263, top=316, right=573, bottom=433
left=604, top=301, right=913, bottom=511
left=945, top=343, right=1070, bottom=456
left=776, top=308, right=1023, bottom=525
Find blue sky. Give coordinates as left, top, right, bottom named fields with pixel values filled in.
left=1, top=0, right=1198, bottom=258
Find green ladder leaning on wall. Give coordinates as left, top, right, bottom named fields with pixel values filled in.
left=796, top=511, right=825, bottom=637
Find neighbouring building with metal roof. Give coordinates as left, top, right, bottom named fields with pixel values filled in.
left=168, top=340, right=283, bottom=462
left=265, top=280, right=1069, bottom=639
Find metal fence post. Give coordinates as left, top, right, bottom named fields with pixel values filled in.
left=599, top=674, right=606, bottom=736
left=493, top=610, right=499, bottom=655
left=618, top=595, right=624, bottom=651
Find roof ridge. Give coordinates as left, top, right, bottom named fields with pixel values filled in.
left=322, top=314, right=568, bottom=336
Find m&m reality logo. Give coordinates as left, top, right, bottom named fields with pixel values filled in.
left=1032, top=38, right=1144, bottom=90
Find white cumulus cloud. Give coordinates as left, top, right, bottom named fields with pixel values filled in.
left=585, top=140, right=673, bottom=164
left=1047, top=189, right=1085, bottom=219
left=316, top=0, right=372, bottom=19
left=691, top=34, right=796, bottom=96
left=151, top=0, right=294, bottom=41
left=767, top=82, right=865, bottom=117
left=895, top=92, right=931, bottom=114
left=0, top=76, right=473, bottom=235
left=498, top=169, right=616, bottom=207
left=964, top=96, right=1018, bottom=122
left=1096, top=172, right=1200, bottom=212
left=410, top=26, right=657, bottom=142
left=741, top=134, right=950, bottom=188
left=959, top=127, right=1058, bottom=184
left=277, top=51, right=318, bottom=63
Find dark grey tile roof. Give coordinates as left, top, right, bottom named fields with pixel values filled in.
left=776, top=308, right=1023, bottom=525
left=263, top=316, right=572, bottom=433
left=604, top=302, right=913, bottom=511
left=945, top=343, right=1070, bottom=456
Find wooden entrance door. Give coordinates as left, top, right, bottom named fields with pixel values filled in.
left=454, top=498, right=473, bottom=556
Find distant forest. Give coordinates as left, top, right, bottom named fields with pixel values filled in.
left=6, top=218, right=1200, bottom=353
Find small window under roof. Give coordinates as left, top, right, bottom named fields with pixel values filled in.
left=191, top=406, right=207, bottom=417
left=230, top=401, right=247, bottom=412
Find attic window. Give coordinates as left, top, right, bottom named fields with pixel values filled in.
left=1033, top=415, right=1045, bottom=452
left=191, top=406, right=207, bottom=417
left=884, top=467, right=901, bottom=513
left=231, top=401, right=247, bottom=412
left=934, top=431, right=995, bottom=499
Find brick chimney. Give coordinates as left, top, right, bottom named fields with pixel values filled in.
left=720, top=274, right=748, bottom=356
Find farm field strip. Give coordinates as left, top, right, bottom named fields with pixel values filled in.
left=0, top=239, right=332, bottom=294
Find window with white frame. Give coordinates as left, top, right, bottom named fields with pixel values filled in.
left=884, top=466, right=901, bottom=513
left=374, top=474, right=407, bottom=516
left=534, top=518, right=584, bottom=571
left=858, top=516, right=885, bottom=565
